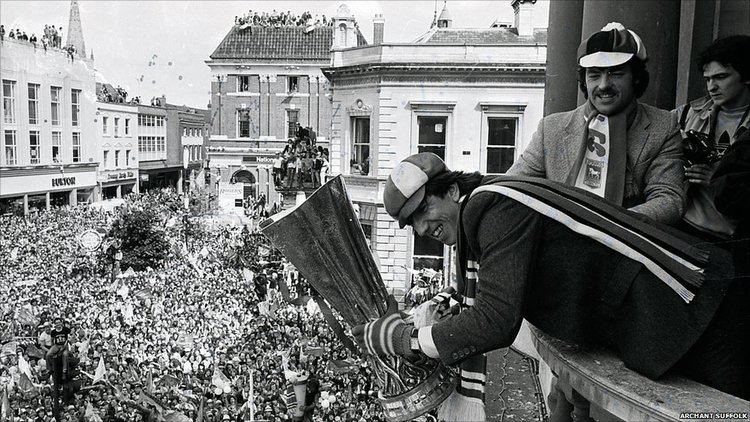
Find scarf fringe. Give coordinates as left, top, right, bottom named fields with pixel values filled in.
left=438, top=389, right=486, bottom=422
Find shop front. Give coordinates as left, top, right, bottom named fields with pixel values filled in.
left=0, top=165, right=98, bottom=216
left=97, top=169, right=139, bottom=200
left=139, top=167, right=181, bottom=192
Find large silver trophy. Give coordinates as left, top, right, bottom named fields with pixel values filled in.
left=260, top=176, right=457, bottom=421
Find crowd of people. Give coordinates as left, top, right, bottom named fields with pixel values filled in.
left=1, top=24, right=68, bottom=51
left=1, top=188, right=388, bottom=421
left=273, top=126, right=330, bottom=191
left=234, top=10, right=332, bottom=28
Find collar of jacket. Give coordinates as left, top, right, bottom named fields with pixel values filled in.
left=688, top=95, right=715, bottom=120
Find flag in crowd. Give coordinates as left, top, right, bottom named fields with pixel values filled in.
left=93, top=357, right=106, bottom=384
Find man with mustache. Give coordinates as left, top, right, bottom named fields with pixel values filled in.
left=508, top=23, right=685, bottom=225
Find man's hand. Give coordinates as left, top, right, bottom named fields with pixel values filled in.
left=351, top=295, right=411, bottom=358
left=685, top=163, right=718, bottom=187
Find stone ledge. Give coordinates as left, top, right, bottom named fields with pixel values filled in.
left=531, top=326, right=749, bottom=422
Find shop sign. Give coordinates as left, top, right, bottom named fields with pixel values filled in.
left=78, top=229, right=103, bottom=252
left=106, top=171, right=136, bottom=181
left=52, top=177, right=76, bottom=187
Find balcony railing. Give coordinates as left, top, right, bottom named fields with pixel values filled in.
left=531, top=326, right=749, bottom=422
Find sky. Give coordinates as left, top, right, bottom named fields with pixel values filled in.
left=0, top=1, right=549, bottom=109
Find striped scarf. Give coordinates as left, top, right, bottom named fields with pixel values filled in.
left=472, top=176, right=714, bottom=302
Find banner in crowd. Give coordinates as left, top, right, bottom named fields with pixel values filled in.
left=211, top=367, right=232, bottom=394
left=16, top=304, right=38, bottom=327
left=328, top=359, right=356, bottom=374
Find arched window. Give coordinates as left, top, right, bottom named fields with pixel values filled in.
left=338, top=23, right=347, bottom=46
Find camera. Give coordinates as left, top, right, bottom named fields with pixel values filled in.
left=682, top=130, right=726, bottom=167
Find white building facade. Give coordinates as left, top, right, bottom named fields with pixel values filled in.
left=323, top=9, right=547, bottom=293
left=95, top=101, right=139, bottom=200
left=0, top=38, right=98, bottom=215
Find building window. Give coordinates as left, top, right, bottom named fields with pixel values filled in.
left=238, top=76, right=251, bottom=92
left=338, top=23, right=347, bottom=46
left=29, top=131, right=40, bottom=164
left=72, top=132, right=81, bottom=163
left=156, top=116, right=164, bottom=127
left=124, top=118, right=130, bottom=135
left=52, top=132, right=61, bottom=163
left=350, top=117, right=370, bottom=175
left=413, top=233, right=444, bottom=272
left=50, top=87, right=62, bottom=126
left=286, top=109, right=299, bottom=138
left=71, top=89, right=81, bottom=126
left=125, top=149, right=131, bottom=167
left=4, top=130, right=17, bottom=165
left=138, top=135, right=166, bottom=161
left=114, top=117, right=120, bottom=137
left=102, top=116, right=109, bottom=135
left=115, top=150, right=120, bottom=168
left=486, top=118, right=517, bottom=174
left=287, top=76, right=299, bottom=93
left=238, top=109, right=251, bottom=138
left=28, top=84, right=40, bottom=125
left=413, top=116, right=448, bottom=272
left=418, top=116, right=447, bottom=159
left=103, top=150, right=109, bottom=169
left=3, top=80, right=16, bottom=124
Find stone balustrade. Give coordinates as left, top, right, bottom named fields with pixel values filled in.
left=531, top=326, right=749, bottom=422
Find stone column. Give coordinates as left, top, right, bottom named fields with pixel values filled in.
left=543, top=0, right=585, bottom=116
left=45, top=192, right=51, bottom=211
left=116, top=185, right=122, bottom=198
left=675, top=0, right=718, bottom=106
left=23, top=194, right=29, bottom=216
left=581, top=0, right=681, bottom=110
left=70, top=189, right=78, bottom=206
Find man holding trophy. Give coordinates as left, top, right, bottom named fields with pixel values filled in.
left=262, top=153, right=747, bottom=421
left=351, top=153, right=749, bottom=410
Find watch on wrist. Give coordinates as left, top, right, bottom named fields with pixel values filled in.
left=409, top=327, right=421, bottom=354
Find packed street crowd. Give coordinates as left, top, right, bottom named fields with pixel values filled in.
left=1, top=189, right=388, bottom=421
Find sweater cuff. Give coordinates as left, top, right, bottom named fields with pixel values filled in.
left=392, top=323, right=413, bottom=357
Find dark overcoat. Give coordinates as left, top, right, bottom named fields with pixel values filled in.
left=430, top=176, right=733, bottom=379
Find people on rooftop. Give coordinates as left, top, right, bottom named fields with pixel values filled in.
left=234, top=9, right=332, bottom=28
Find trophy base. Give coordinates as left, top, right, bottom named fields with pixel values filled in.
left=379, top=363, right=459, bottom=422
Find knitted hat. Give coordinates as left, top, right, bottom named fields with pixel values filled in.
left=578, top=22, right=647, bottom=68
left=383, top=152, right=447, bottom=228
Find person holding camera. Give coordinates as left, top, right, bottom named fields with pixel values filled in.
left=676, top=35, right=750, bottom=241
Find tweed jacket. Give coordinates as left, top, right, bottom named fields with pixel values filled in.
left=507, top=102, right=686, bottom=225
left=429, top=177, right=731, bottom=378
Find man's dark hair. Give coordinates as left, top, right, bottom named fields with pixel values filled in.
left=577, top=57, right=650, bottom=99
left=424, top=171, right=483, bottom=198
left=698, top=35, right=750, bottom=82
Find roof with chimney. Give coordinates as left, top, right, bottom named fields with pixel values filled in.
left=209, top=25, right=367, bottom=62
left=415, top=27, right=547, bottom=45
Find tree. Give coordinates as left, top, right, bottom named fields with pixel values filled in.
left=105, top=206, right=169, bottom=272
